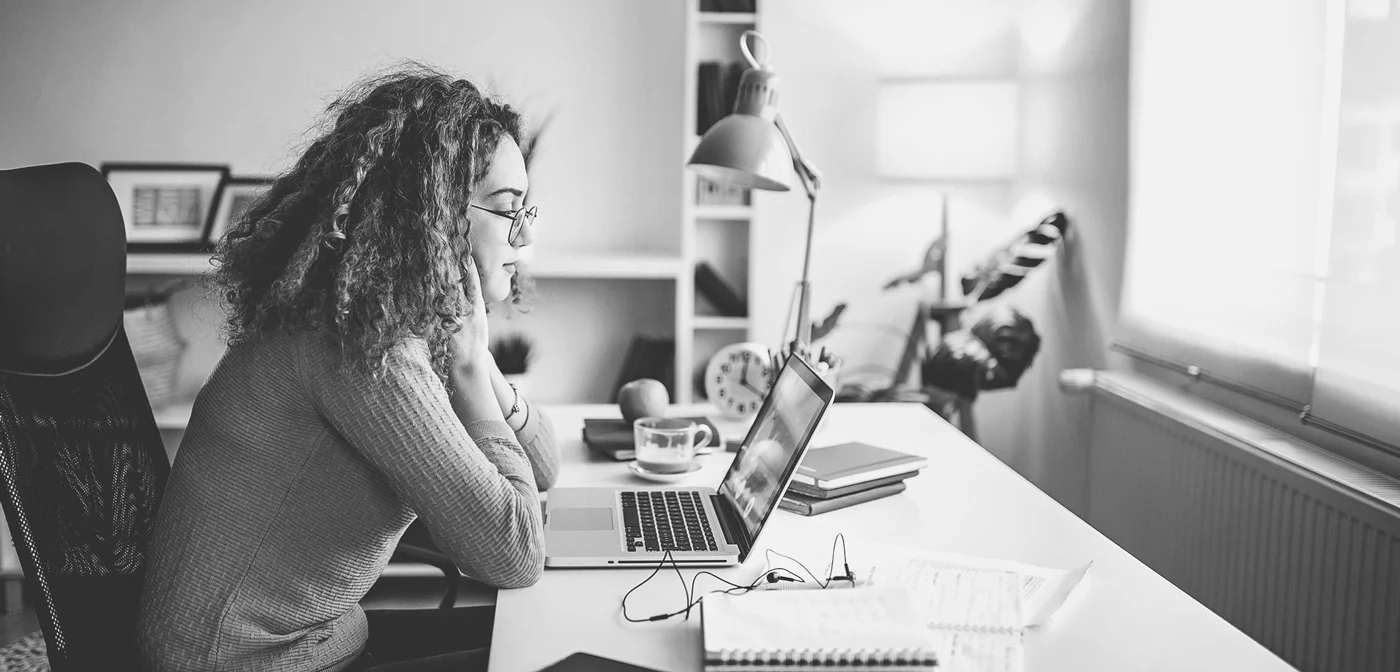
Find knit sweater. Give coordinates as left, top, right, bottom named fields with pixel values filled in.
left=136, top=329, right=557, bottom=672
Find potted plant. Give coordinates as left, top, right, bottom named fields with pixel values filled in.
left=490, top=333, right=535, bottom=394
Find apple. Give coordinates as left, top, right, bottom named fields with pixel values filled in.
left=619, top=378, right=669, bottom=425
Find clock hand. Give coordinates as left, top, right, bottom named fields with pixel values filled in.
left=737, top=359, right=763, bottom=396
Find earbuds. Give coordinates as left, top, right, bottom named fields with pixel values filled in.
left=765, top=570, right=798, bottom=584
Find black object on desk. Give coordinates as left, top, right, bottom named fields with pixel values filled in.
left=582, top=416, right=723, bottom=461
left=537, top=652, right=664, bottom=672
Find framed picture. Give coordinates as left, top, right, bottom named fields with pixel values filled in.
left=100, top=163, right=229, bottom=252
left=207, top=176, right=274, bottom=248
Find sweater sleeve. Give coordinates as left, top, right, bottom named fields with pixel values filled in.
left=513, top=403, right=559, bottom=491
left=299, top=334, right=544, bottom=589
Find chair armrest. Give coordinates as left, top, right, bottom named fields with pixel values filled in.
left=390, top=542, right=460, bottom=609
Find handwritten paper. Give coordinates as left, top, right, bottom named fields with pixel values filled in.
left=862, top=543, right=1092, bottom=627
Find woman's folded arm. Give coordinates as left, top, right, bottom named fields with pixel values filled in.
left=301, top=334, right=545, bottom=589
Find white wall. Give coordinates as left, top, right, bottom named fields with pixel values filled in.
left=755, top=0, right=1130, bottom=514
left=976, top=0, right=1131, bottom=514
left=754, top=0, right=1022, bottom=383
left=1, top=0, right=687, bottom=404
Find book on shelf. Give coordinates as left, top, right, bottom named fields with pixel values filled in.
left=699, top=0, right=757, bottom=12
left=697, top=61, right=746, bottom=136
left=696, top=176, right=749, bottom=206
left=792, top=442, right=928, bottom=490
left=778, top=480, right=907, bottom=516
left=611, top=335, right=675, bottom=403
left=582, top=416, right=723, bottom=461
left=694, top=262, right=747, bottom=317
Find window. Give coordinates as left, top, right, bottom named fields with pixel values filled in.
left=1122, top=0, right=1400, bottom=451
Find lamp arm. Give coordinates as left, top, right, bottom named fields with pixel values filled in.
left=774, top=114, right=821, bottom=199
left=774, top=113, right=821, bottom=358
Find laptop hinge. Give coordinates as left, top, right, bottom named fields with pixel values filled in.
left=711, top=494, right=750, bottom=560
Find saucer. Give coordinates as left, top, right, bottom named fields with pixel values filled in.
left=628, top=460, right=702, bottom=483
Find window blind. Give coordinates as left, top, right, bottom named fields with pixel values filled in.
left=1121, top=0, right=1334, bottom=406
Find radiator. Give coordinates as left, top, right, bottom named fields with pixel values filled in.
left=1066, top=370, right=1400, bottom=672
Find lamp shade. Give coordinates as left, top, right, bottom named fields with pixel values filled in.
left=688, top=114, right=792, bottom=191
left=688, top=66, right=794, bottom=192
left=876, top=80, right=1019, bottom=180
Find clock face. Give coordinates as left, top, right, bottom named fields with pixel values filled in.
left=705, top=342, right=775, bottom=419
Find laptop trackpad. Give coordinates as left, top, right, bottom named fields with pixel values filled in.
left=550, top=507, right=614, bottom=531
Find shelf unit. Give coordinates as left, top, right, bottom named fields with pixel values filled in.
left=678, top=1, right=761, bottom=404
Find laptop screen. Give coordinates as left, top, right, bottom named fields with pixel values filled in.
left=717, top=354, right=833, bottom=547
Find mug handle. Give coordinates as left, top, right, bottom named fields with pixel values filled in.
left=693, top=424, right=714, bottom=450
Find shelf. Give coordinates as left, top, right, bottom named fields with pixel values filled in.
left=152, top=401, right=195, bottom=430
left=694, top=315, right=749, bottom=330
left=697, top=12, right=756, bottom=24
left=126, top=252, right=683, bottom=281
left=127, top=253, right=214, bottom=275
left=693, top=204, right=753, bottom=220
left=526, top=252, right=684, bottom=280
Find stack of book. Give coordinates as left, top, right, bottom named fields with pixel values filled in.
left=779, top=442, right=926, bottom=516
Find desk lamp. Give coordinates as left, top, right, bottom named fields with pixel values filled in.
left=687, top=31, right=823, bottom=361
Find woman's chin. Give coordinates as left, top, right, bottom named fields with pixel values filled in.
left=483, top=279, right=513, bottom=304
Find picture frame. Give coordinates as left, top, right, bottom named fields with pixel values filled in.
left=100, top=162, right=229, bottom=252
left=206, top=175, right=275, bottom=249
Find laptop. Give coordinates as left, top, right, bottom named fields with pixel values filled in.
left=544, top=354, right=835, bottom=567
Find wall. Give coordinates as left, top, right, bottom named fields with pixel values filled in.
left=974, top=0, right=1130, bottom=514
left=755, top=0, right=1130, bottom=514
left=0, top=0, right=686, bottom=404
left=754, top=0, right=1022, bottom=385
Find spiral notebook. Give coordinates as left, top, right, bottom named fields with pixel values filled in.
left=700, top=587, right=941, bottom=672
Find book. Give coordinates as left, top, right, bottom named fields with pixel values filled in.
left=535, top=652, right=662, bottom=672
left=792, top=442, right=928, bottom=490
left=779, top=480, right=906, bottom=516
left=786, top=470, right=918, bottom=500
left=694, top=262, right=747, bottom=317
left=701, top=587, right=941, bottom=672
left=582, top=416, right=722, bottom=461
left=611, top=336, right=674, bottom=403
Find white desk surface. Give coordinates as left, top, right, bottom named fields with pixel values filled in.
left=490, top=403, right=1293, bottom=672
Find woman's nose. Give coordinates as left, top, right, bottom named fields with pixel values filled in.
left=513, top=218, right=535, bottom=247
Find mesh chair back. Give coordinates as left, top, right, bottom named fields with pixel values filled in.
left=0, top=329, right=170, bottom=671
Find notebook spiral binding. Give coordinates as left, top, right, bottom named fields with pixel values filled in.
left=707, top=647, right=938, bottom=668
left=925, top=621, right=1019, bottom=636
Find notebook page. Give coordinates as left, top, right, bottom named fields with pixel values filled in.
left=861, top=543, right=1091, bottom=627
left=702, top=587, right=939, bottom=656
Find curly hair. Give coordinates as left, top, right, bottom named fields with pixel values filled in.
left=214, top=63, right=531, bottom=380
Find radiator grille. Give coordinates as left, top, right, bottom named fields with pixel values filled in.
left=1088, top=391, right=1400, bottom=672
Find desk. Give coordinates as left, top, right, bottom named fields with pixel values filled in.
left=490, top=403, right=1293, bottom=672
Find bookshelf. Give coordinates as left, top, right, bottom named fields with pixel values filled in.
left=677, top=0, right=761, bottom=404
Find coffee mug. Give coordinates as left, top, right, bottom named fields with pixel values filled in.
left=633, top=417, right=713, bottom=474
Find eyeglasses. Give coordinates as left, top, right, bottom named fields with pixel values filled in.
left=470, top=204, right=537, bottom=245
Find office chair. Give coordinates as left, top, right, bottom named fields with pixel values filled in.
left=0, top=162, right=171, bottom=670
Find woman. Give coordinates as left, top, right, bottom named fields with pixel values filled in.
left=137, top=65, right=558, bottom=672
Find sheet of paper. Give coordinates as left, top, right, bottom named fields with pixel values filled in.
left=882, top=567, right=1021, bottom=633
left=861, top=542, right=1092, bottom=627
left=925, top=631, right=1024, bottom=672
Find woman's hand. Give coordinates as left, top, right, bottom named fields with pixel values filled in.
left=449, top=258, right=492, bottom=376
left=448, top=259, right=506, bottom=423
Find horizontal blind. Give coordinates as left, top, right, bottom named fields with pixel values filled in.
left=1310, top=5, right=1400, bottom=448
left=1119, top=0, right=1333, bottom=404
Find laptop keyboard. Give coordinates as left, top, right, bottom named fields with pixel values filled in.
left=619, top=490, right=718, bottom=553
